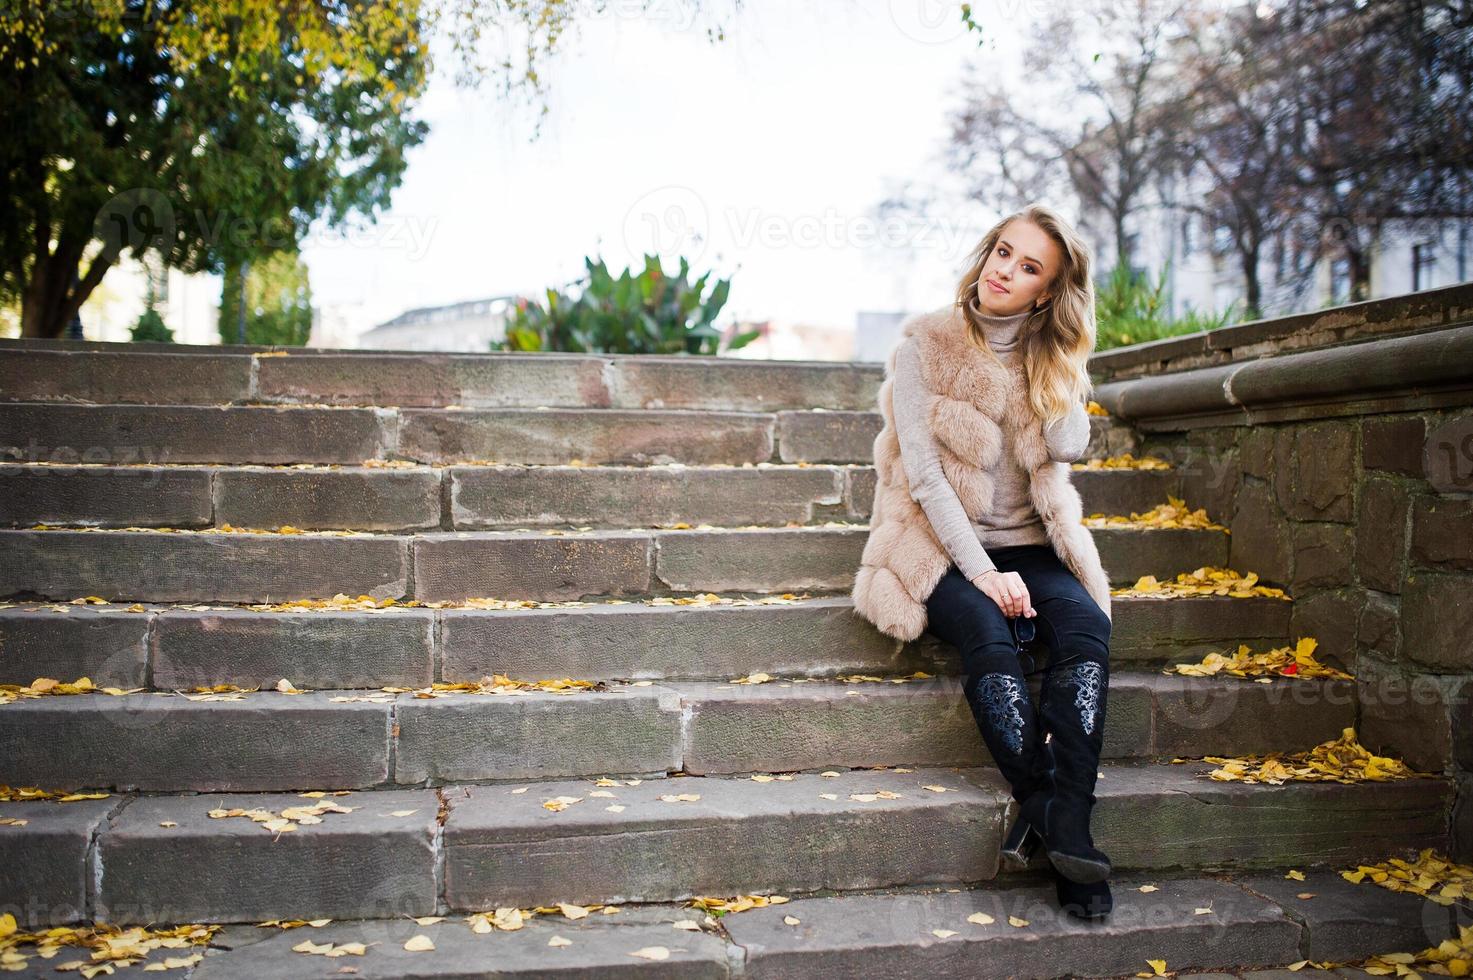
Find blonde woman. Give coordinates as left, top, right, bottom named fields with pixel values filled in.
left=852, top=203, right=1114, bottom=920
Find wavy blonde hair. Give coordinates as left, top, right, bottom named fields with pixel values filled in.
left=952, top=203, right=1096, bottom=429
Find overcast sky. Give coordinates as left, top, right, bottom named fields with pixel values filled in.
left=299, top=1, right=1030, bottom=334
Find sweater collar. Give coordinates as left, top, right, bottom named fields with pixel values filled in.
left=965, top=294, right=1033, bottom=352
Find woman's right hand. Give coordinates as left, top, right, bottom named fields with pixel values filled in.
left=970, top=568, right=1036, bottom=619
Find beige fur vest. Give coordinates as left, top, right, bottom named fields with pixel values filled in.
left=851, top=304, right=1113, bottom=642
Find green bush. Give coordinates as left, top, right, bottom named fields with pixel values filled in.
left=129, top=306, right=174, bottom=343
left=1094, top=260, right=1236, bottom=350
left=496, top=254, right=758, bottom=355
left=218, top=252, right=313, bottom=347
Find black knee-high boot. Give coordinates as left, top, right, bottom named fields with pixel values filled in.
left=999, top=710, right=1054, bottom=871
left=961, top=668, right=1046, bottom=810
left=1020, top=655, right=1112, bottom=883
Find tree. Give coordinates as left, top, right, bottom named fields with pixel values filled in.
left=218, top=251, right=313, bottom=347
left=0, top=0, right=430, bottom=339
left=1279, top=0, right=1473, bottom=303
left=1176, top=0, right=1473, bottom=308
left=947, top=0, right=1193, bottom=269
left=1, top=1, right=746, bottom=340
left=1169, top=3, right=1303, bottom=318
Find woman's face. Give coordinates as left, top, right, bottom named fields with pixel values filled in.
left=974, top=219, right=1062, bottom=317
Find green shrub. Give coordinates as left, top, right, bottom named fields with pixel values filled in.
left=218, top=252, right=313, bottom=347
left=129, top=306, right=174, bottom=343
left=1094, top=260, right=1236, bottom=350
left=496, top=254, right=757, bottom=355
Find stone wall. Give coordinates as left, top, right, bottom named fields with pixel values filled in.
left=1091, top=286, right=1473, bottom=862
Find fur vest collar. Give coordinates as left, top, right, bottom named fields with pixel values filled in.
left=851, top=304, right=1112, bottom=642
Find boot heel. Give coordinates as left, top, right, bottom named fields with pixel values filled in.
left=999, top=812, right=1042, bottom=871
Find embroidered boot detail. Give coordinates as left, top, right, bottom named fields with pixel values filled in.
left=973, top=672, right=1029, bottom=755
left=1051, top=661, right=1105, bottom=735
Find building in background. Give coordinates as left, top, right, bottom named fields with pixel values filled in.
left=307, top=302, right=377, bottom=350
left=355, top=295, right=520, bottom=351
left=1103, top=164, right=1472, bottom=323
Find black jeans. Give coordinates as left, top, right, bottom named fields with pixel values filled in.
left=923, top=543, right=1112, bottom=804
left=923, top=544, right=1111, bottom=679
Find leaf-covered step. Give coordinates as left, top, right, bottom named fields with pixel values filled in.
left=719, top=864, right=1465, bottom=979
left=14, top=867, right=1459, bottom=977
left=0, top=593, right=1293, bottom=689
left=98, top=789, right=442, bottom=926
left=0, top=528, right=410, bottom=603
left=189, top=909, right=733, bottom=978
left=0, top=460, right=1182, bottom=534
left=0, top=764, right=1452, bottom=927
left=0, top=673, right=1356, bottom=792
left=441, top=762, right=1450, bottom=909
left=0, top=687, right=683, bottom=792
left=0, top=525, right=1231, bottom=604
left=671, top=673, right=1356, bottom=775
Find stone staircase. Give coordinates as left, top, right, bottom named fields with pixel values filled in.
left=0, top=342, right=1465, bottom=978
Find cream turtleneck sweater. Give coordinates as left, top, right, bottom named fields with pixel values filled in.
left=889, top=303, right=1092, bottom=580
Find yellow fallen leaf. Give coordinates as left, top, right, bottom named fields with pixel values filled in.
left=403, top=934, right=435, bottom=952
left=967, top=912, right=994, bottom=925
left=629, top=946, right=671, bottom=960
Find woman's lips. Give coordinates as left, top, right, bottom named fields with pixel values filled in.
left=986, top=279, right=1008, bottom=293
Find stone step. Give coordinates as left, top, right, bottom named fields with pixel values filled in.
left=713, top=867, right=1465, bottom=980
left=0, top=674, right=1355, bottom=791
left=0, top=524, right=1232, bottom=604
left=0, top=346, right=884, bottom=411
left=0, top=764, right=1452, bottom=926
left=2, top=399, right=1127, bottom=468
left=6, top=868, right=1458, bottom=979
left=0, top=402, right=806, bottom=466
left=0, top=591, right=1294, bottom=688
left=0, top=460, right=1180, bottom=531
